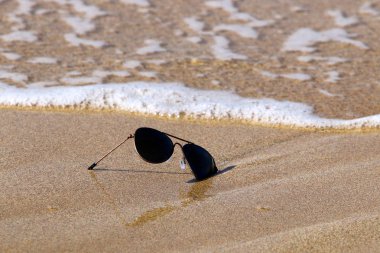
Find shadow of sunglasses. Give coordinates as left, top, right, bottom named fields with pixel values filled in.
left=88, top=127, right=218, bottom=180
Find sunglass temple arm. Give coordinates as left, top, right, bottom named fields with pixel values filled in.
left=88, top=134, right=134, bottom=170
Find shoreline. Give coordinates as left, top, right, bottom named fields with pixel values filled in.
left=1, top=82, right=379, bottom=130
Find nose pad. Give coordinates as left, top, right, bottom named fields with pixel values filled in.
left=180, top=157, right=187, bottom=171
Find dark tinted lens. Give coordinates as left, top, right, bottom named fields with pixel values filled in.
left=183, top=143, right=217, bottom=180
left=134, top=127, right=174, bottom=163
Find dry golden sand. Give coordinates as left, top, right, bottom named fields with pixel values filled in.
left=1, top=108, right=379, bottom=252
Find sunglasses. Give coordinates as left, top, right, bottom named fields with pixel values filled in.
left=88, top=127, right=218, bottom=180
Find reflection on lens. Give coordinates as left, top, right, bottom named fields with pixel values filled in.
left=134, top=127, right=174, bottom=163
left=183, top=143, right=217, bottom=180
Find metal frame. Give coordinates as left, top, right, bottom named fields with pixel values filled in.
left=88, top=129, right=193, bottom=170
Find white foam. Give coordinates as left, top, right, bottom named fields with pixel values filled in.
left=261, top=71, right=311, bottom=81
left=137, top=7, right=150, bottom=13
left=184, top=17, right=205, bottom=33
left=325, top=71, right=340, bottom=83
left=120, top=0, right=150, bottom=7
left=281, top=73, right=311, bottom=81
left=123, top=60, right=142, bottom=69
left=66, top=71, right=82, bottom=76
left=359, top=2, right=379, bottom=16
left=326, top=10, right=359, bottom=27
left=205, top=0, right=272, bottom=27
left=6, top=14, right=24, bottom=31
left=290, top=6, right=306, bottom=13
left=35, top=9, right=52, bottom=15
left=0, top=70, right=28, bottom=83
left=67, top=0, right=106, bottom=20
left=205, top=0, right=236, bottom=13
left=64, top=33, right=107, bottom=48
left=27, top=57, right=58, bottom=64
left=7, top=0, right=36, bottom=31
left=136, top=39, right=166, bottom=55
left=174, top=29, right=185, bottom=37
left=261, top=71, right=278, bottom=79
left=0, top=65, right=14, bottom=70
left=231, top=14, right=272, bottom=27
left=297, top=55, right=347, bottom=65
left=28, top=81, right=59, bottom=87
left=63, top=16, right=95, bottom=35
left=211, top=80, right=221, bottom=86
left=318, top=89, right=340, bottom=97
left=214, top=24, right=258, bottom=39
left=283, top=28, right=368, bottom=52
left=1, top=31, right=38, bottom=42
left=1, top=52, right=22, bottom=61
left=47, top=0, right=105, bottom=44
left=83, top=58, right=95, bottom=64
left=186, top=36, right=203, bottom=44
left=60, top=76, right=102, bottom=85
left=14, top=0, right=35, bottom=15
left=115, top=49, right=123, bottom=55
left=138, top=71, right=157, bottom=78
left=0, top=82, right=379, bottom=129
left=146, top=59, right=167, bottom=65
left=212, top=36, right=247, bottom=60
left=273, top=14, right=283, bottom=20
left=92, top=70, right=130, bottom=78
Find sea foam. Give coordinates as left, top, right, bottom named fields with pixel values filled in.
left=0, top=82, right=379, bottom=129
left=326, top=10, right=358, bottom=27
left=212, top=36, right=247, bottom=60
left=283, top=28, right=368, bottom=52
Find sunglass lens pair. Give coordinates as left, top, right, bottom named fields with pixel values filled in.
left=134, top=127, right=173, bottom=163
left=183, top=143, right=218, bottom=180
left=134, top=127, right=217, bottom=180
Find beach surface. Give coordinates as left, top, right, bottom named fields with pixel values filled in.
left=1, top=109, right=379, bottom=252
left=1, top=0, right=380, bottom=251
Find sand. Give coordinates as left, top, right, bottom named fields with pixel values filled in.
left=1, top=108, right=379, bottom=252
left=1, top=0, right=380, bottom=251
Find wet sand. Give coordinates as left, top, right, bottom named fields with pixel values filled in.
left=1, top=108, right=379, bottom=252
left=1, top=0, right=380, bottom=119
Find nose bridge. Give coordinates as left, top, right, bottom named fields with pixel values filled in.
left=173, top=142, right=186, bottom=157
left=173, top=142, right=183, bottom=150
